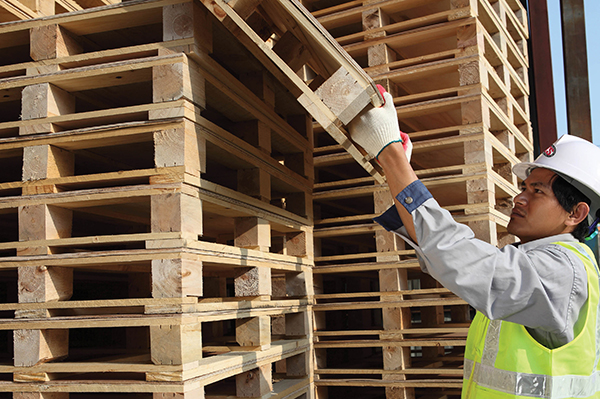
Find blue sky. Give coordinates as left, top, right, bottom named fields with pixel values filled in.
left=547, top=0, right=599, bottom=143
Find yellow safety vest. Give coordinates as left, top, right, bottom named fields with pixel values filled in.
left=463, top=242, right=600, bottom=399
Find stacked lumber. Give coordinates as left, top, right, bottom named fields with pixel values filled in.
left=309, top=0, right=532, bottom=398
left=0, top=0, right=121, bottom=22
left=0, top=0, right=315, bottom=397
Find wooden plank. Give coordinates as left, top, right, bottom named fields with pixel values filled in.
left=314, top=379, right=463, bottom=388
left=312, top=297, right=467, bottom=311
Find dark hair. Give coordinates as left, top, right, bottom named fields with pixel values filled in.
left=552, top=175, right=591, bottom=241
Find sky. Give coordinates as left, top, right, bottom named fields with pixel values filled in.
left=547, top=0, right=599, bottom=143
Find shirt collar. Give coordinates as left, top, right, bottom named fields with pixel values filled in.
left=515, top=233, right=578, bottom=251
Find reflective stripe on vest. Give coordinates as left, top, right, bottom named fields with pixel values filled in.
left=464, top=243, right=600, bottom=398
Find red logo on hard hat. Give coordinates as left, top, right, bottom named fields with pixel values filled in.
left=544, top=145, right=556, bottom=157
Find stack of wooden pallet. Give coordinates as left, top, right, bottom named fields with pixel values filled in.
left=309, top=0, right=532, bottom=398
left=0, top=0, right=121, bottom=22
left=0, top=0, right=316, bottom=397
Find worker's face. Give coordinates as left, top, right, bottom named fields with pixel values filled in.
left=507, top=168, right=572, bottom=243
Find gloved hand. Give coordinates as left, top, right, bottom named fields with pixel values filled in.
left=348, top=85, right=412, bottom=162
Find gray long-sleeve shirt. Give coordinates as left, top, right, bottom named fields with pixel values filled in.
left=375, top=180, right=588, bottom=348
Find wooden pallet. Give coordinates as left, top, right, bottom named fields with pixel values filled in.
left=0, top=1, right=318, bottom=397
left=309, top=0, right=532, bottom=398
left=0, top=0, right=121, bottom=22
left=198, top=0, right=389, bottom=184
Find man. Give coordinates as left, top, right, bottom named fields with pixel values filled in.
left=348, top=86, right=600, bottom=398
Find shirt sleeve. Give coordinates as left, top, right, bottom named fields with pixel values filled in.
left=374, top=180, right=588, bottom=347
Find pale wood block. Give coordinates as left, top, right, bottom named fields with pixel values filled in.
left=362, top=7, right=390, bottom=33
left=273, top=32, right=311, bottom=73
left=30, top=24, right=82, bottom=61
left=18, top=266, right=73, bottom=303
left=379, top=268, right=409, bottom=293
left=362, top=7, right=396, bottom=71
left=286, top=271, right=307, bottom=297
left=272, top=274, right=286, bottom=297
left=451, top=0, right=477, bottom=8
left=466, top=178, right=495, bottom=205
left=23, top=145, right=74, bottom=181
left=492, top=31, right=508, bottom=56
left=21, top=0, right=53, bottom=15
left=151, top=258, right=203, bottom=298
left=234, top=217, right=270, bottom=251
left=287, top=113, right=313, bottom=145
left=163, top=2, right=212, bottom=54
left=21, top=83, right=75, bottom=120
left=150, top=322, right=202, bottom=365
left=232, top=120, right=271, bottom=154
left=468, top=219, right=498, bottom=245
left=18, top=205, right=72, bottom=255
left=239, top=71, right=275, bottom=107
left=457, top=23, right=484, bottom=51
left=235, top=267, right=271, bottom=297
left=285, top=311, right=308, bottom=337
left=19, top=122, right=57, bottom=136
left=492, top=0, right=507, bottom=25
left=450, top=0, right=476, bottom=20
left=495, top=161, right=514, bottom=183
left=26, top=64, right=62, bottom=75
left=284, top=152, right=309, bottom=179
left=14, top=329, right=68, bottom=366
left=272, top=314, right=285, bottom=335
left=14, top=393, right=68, bottom=399
left=314, top=66, right=372, bottom=125
left=464, top=135, right=492, bottom=164
left=237, top=168, right=271, bottom=202
left=154, top=120, right=206, bottom=176
left=368, top=43, right=397, bottom=70
left=315, top=348, right=327, bottom=371
left=461, top=99, right=490, bottom=128
left=153, top=390, right=205, bottom=399
left=495, top=130, right=516, bottom=152
left=284, top=228, right=313, bottom=258
left=236, top=316, right=271, bottom=347
left=459, top=60, right=484, bottom=87
left=285, top=192, right=312, bottom=220
left=236, top=364, right=272, bottom=398
left=286, top=352, right=309, bottom=377
left=230, top=0, right=263, bottom=19
left=451, top=305, right=472, bottom=323
left=151, top=192, right=202, bottom=238
left=19, top=205, right=73, bottom=241
left=382, top=345, right=412, bottom=373
left=385, top=378, right=415, bottom=399
left=153, top=56, right=206, bottom=109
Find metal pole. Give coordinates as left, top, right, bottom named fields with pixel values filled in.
left=527, top=0, right=559, bottom=154
left=560, top=0, right=592, bottom=142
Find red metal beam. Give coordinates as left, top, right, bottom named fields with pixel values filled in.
left=528, top=0, right=558, bottom=152
left=561, top=0, right=592, bottom=142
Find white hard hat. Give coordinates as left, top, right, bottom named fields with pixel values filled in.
left=513, top=134, right=600, bottom=218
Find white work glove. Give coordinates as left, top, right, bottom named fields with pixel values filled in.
left=348, top=85, right=412, bottom=162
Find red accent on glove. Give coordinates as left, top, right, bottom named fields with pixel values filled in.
left=376, top=84, right=387, bottom=105
left=400, top=132, right=410, bottom=152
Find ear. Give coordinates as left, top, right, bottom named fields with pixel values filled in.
left=566, top=202, right=591, bottom=227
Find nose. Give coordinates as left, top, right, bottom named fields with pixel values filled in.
left=513, top=191, right=527, bottom=206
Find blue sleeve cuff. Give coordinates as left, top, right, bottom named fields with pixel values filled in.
left=374, top=205, right=403, bottom=231
left=395, top=180, right=432, bottom=213
left=373, top=180, right=433, bottom=231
